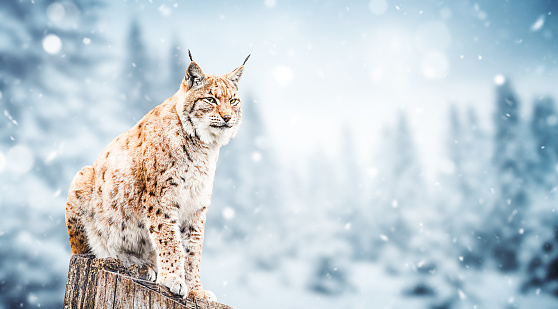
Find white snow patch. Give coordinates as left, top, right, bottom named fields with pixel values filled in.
left=83, top=37, right=91, bottom=45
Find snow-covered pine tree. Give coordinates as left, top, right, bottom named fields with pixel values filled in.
left=425, top=105, right=497, bottom=307
left=521, top=96, right=558, bottom=296
left=488, top=78, right=530, bottom=271
left=0, top=1, right=118, bottom=308
left=337, top=126, right=372, bottom=260
left=443, top=105, right=492, bottom=268
left=301, top=146, right=351, bottom=295
left=374, top=112, right=423, bottom=253
left=210, top=95, right=284, bottom=267
left=530, top=97, right=558, bottom=186
left=119, top=19, right=158, bottom=124
left=373, top=112, right=440, bottom=297
left=166, top=37, right=186, bottom=96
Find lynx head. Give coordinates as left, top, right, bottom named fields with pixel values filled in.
left=177, top=54, right=249, bottom=146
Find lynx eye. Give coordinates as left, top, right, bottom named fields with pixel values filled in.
left=230, top=98, right=240, bottom=106
left=204, top=97, right=217, bottom=104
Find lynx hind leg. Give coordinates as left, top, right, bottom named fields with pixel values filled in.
left=65, top=166, right=94, bottom=255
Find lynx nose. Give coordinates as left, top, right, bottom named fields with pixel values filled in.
left=222, top=114, right=231, bottom=122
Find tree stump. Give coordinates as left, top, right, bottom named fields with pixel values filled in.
left=63, top=254, right=232, bottom=309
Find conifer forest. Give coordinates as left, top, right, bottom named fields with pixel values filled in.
left=1, top=1, right=558, bottom=308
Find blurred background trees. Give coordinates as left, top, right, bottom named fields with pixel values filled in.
left=1, top=1, right=558, bottom=309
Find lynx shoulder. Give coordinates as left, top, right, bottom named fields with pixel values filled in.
left=65, top=54, right=249, bottom=300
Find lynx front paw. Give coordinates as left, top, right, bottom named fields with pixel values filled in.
left=188, top=289, right=217, bottom=302
left=157, top=273, right=187, bottom=297
left=145, top=266, right=157, bottom=282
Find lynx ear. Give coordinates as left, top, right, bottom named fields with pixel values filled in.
left=185, top=61, right=207, bottom=90
left=227, top=54, right=250, bottom=88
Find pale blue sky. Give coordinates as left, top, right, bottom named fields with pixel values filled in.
left=99, top=0, right=558, bottom=177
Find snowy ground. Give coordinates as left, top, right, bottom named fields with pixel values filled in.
left=202, top=253, right=558, bottom=309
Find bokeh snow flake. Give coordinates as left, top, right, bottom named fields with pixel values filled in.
left=46, top=2, right=65, bottom=22
left=45, top=150, right=58, bottom=164
left=6, top=144, right=34, bottom=175
left=222, top=207, right=236, bottom=220
left=251, top=151, right=262, bottom=162
left=368, top=0, right=388, bottom=15
left=414, top=21, right=452, bottom=52
left=272, top=65, right=293, bottom=86
left=0, top=151, right=6, bottom=173
left=531, top=15, right=545, bottom=32
left=42, top=34, right=62, bottom=54
left=421, top=51, right=449, bottom=79
left=494, top=74, right=506, bottom=85
left=158, top=4, right=172, bottom=17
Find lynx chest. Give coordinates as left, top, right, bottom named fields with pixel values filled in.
left=170, top=145, right=220, bottom=221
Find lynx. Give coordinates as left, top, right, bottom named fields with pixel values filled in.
left=65, top=53, right=249, bottom=300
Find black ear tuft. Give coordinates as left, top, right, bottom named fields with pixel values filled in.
left=242, top=54, right=251, bottom=66
left=185, top=61, right=206, bottom=90
left=188, top=49, right=193, bottom=62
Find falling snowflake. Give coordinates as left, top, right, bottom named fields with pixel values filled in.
left=42, top=34, right=62, bottom=54
left=531, top=15, right=545, bottom=31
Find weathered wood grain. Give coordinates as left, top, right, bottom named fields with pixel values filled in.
left=94, top=269, right=118, bottom=309
left=63, top=254, right=232, bottom=309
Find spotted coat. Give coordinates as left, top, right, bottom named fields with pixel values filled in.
left=65, top=59, right=246, bottom=300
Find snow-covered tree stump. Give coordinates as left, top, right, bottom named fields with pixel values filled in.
left=63, top=254, right=231, bottom=309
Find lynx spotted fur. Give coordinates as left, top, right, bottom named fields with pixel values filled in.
left=65, top=55, right=248, bottom=300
